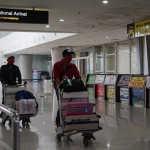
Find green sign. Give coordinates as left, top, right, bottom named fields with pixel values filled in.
left=88, top=88, right=95, bottom=103
left=87, top=74, right=96, bottom=84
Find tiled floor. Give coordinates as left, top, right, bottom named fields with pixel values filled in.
left=0, top=82, right=150, bottom=150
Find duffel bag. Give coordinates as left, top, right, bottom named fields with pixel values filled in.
left=59, top=79, right=87, bottom=93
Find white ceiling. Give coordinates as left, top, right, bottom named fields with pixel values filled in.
left=0, top=0, right=150, bottom=54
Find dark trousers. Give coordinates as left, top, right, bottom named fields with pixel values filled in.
left=2, top=88, right=4, bottom=104
left=55, top=89, right=60, bottom=124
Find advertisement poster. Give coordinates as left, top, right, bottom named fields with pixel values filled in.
left=132, top=88, right=144, bottom=106
left=88, top=88, right=95, bottom=103
left=134, top=18, right=150, bottom=37
left=95, top=84, right=104, bottom=97
left=106, top=86, right=115, bottom=99
left=87, top=74, right=96, bottom=84
left=95, top=75, right=105, bottom=84
left=95, top=100, right=104, bottom=115
left=120, top=88, right=129, bottom=102
left=104, top=75, right=116, bottom=85
left=129, top=77, right=146, bottom=87
left=117, top=75, right=131, bottom=86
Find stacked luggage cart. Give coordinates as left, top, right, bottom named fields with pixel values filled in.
left=56, top=88, right=102, bottom=147
left=2, top=83, right=38, bottom=128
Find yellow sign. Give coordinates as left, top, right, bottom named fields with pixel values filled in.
left=129, top=77, right=146, bottom=87
left=106, top=86, right=115, bottom=99
left=135, top=19, right=150, bottom=37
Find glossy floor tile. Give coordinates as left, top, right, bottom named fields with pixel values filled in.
left=0, top=82, right=150, bottom=150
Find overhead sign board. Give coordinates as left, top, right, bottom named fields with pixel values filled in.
left=127, top=23, right=135, bottom=39
left=134, top=18, right=150, bottom=37
left=0, top=8, right=48, bottom=24
left=127, top=18, right=150, bottom=38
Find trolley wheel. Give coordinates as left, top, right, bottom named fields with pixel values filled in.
left=56, top=135, right=61, bottom=142
left=22, top=120, right=26, bottom=128
left=83, top=137, right=89, bottom=147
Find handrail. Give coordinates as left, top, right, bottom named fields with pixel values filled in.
left=0, top=104, right=20, bottom=150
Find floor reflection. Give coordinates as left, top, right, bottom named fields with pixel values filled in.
left=0, top=82, right=150, bottom=149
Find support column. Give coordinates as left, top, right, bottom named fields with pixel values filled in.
left=19, top=55, right=32, bottom=79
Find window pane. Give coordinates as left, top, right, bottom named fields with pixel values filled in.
left=105, top=55, right=115, bottom=71
left=131, top=53, right=138, bottom=74
left=95, top=46, right=103, bottom=55
left=117, top=41, right=129, bottom=53
left=105, top=44, right=116, bottom=54
left=117, top=53, right=129, bottom=73
left=96, top=56, right=103, bottom=72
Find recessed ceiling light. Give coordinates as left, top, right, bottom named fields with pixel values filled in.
left=60, top=19, right=64, bottom=22
left=46, top=24, right=50, bottom=28
left=102, top=0, right=108, bottom=4
left=106, top=37, right=109, bottom=38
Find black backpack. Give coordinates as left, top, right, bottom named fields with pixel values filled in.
left=59, top=79, right=87, bottom=93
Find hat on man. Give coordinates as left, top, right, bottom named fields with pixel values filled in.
left=7, top=56, right=15, bottom=60
left=62, top=49, right=74, bottom=56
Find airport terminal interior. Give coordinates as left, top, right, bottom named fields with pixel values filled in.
left=0, top=0, right=150, bottom=150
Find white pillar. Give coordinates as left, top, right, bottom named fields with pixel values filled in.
left=19, top=55, right=32, bottom=79
left=51, top=47, right=69, bottom=65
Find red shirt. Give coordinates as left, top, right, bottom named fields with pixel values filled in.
left=53, top=60, right=81, bottom=88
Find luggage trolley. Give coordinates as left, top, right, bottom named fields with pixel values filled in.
left=56, top=89, right=102, bottom=147
left=2, top=83, right=38, bottom=128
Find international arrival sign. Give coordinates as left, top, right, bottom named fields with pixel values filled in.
left=0, top=8, right=48, bottom=24
left=129, top=77, right=146, bottom=87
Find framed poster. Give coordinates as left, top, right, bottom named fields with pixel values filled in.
left=117, top=75, right=131, bottom=86
left=129, top=77, right=146, bottom=87
left=95, top=75, right=105, bottom=84
left=87, top=74, right=96, bottom=84
left=120, top=87, right=129, bottom=102
left=95, top=84, right=104, bottom=97
left=104, top=75, right=116, bottom=85
left=132, top=88, right=144, bottom=106
left=106, top=85, right=115, bottom=99
left=87, top=88, right=95, bottom=103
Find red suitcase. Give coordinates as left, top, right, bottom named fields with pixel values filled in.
left=62, top=102, right=93, bottom=118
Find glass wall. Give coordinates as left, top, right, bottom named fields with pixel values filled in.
left=94, top=39, right=138, bottom=74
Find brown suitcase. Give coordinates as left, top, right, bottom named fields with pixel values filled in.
left=62, top=114, right=99, bottom=133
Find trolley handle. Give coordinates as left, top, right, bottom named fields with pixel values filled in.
left=3, top=81, right=27, bottom=88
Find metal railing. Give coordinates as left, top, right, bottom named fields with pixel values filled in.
left=0, top=104, right=20, bottom=150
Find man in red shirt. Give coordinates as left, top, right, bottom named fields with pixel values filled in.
left=53, top=49, right=81, bottom=124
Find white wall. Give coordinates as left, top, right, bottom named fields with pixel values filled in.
left=0, top=32, right=76, bottom=55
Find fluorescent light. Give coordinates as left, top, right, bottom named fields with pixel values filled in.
left=106, top=37, right=109, bottom=38
left=60, top=19, right=64, bottom=22
left=102, top=0, right=108, bottom=4
left=46, top=24, right=50, bottom=28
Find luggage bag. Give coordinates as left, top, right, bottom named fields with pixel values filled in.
left=62, top=102, right=93, bottom=118
left=16, top=99, right=36, bottom=115
left=62, top=114, right=99, bottom=133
